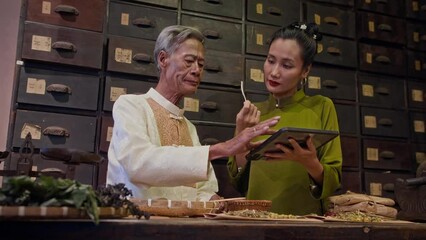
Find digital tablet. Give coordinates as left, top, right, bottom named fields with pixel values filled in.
left=246, top=127, right=339, bottom=161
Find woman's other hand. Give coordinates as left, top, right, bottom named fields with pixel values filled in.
left=235, top=100, right=260, bottom=134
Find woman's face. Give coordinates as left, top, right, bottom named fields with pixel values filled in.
left=264, top=38, right=310, bottom=99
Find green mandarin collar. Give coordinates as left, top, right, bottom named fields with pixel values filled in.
left=267, top=89, right=306, bottom=110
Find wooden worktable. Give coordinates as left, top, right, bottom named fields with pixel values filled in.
left=1, top=217, right=425, bottom=240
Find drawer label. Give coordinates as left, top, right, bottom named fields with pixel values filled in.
left=314, top=14, right=321, bottom=25
left=115, top=48, right=133, bottom=64
left=366, top=148, right=379, bottom=161
left=110, top=87, right=127, bottom=102
left=364, top=116, right=377, bottom=129
left=107, top=126, right=113, bottom=142
left=20, top=123, right=42, bottom=140
left=256, top=34, right=263, bottom=46
left=412, top=89, right=424, bottom=102
left=414, top=120, right=425, bottom=133
left=415, top=60, right=421, bottom=71
left=308, top=76, right=321, bottom=89
left=26, top=78, right=46, bottom=95
left=368, top=21, right=375, bottom=32
left=416, top=152, right=426, bottom=164
left=413, top=32, right=420, bottom=43
left=42, top=1, right=51, bottom=14
left=365, top=0, right=371, bottom=3
left=31, top=35, right=52, bottom=52
left=250, top=68, right=264, bottom=83
left=317, top=43, right=323, bottom=54
left=256, top=3, right=263, bottom=14
left=366, top=53, right=372, bottom=64
left=370, top=182, right=382, bottom=196
left=413, top=1, right=419, bottom=12
left=183, top=97, right=199, bottom=112
left=121, top=13, right=130, bottom=26
left=362, top=84, right=374, bottom=97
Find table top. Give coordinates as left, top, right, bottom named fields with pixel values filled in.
left=1, top=217, right=426, bottom=240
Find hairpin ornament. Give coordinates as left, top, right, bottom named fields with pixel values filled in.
left=300, top=24, right=307, bottom=30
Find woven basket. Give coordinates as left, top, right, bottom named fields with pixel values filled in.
left=225, top=200, right=272, bottom=212
left=129, top=199, right=219, bottom=217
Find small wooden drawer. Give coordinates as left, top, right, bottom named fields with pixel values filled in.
left=181, top=14, right=242, bottom=54
left=107, top=36, right=157, bottom=77
left=364, top=171, right=415, bottom=199
left=247, top=92, right=269, bottom=103
left=410, top=111, right=426, bottom=143
left=305, top=66, right=356, bottom=101
left=245, top=58, right=268, bottom=94
left=362, top=139, right=412, bottom=171
left=412, top=143, right=426, bottom=167
left=21, top=22, right=103, bottom=69
left=358, top=43, right=406, bottom=76
left=358, top=73, right=405, bottom=109
left=407, top=80, right=426, bottom=110
left=26, top=0, right=106, bottom=32
left=108, top=1, right=177, bottom=41
left=182, top=0, right=242, bottom=19
left=203, top=50, right=242, bottom=87
left=341, top=136, right=360, bottom=168
left=246, top=24, right=280, bottom=56
left=315, top=36, right=357, bottom=68
left=122, top=0, right=178, bottom=8
left=357, top=12, right=406, bottom=45
left=407, top=50, right=426, bottom=79
left=406, top=0, right=426, bottom=21
left=103, top=76, right=156, bottom=112
left=306, top=2, right=356, bottom=39
left=195, top=122, right=235, bottom=146
left=12, top=110, right=97, bottom=152
left=247, top=0, right=300, bottom=26
left=335, top=104, right=358, bottom=135
left=406, top=22, right=426, bottom=51
left=8, top=153, right=96, bottom=186
left=100, top=115, right=114, bottom=153
left=312, top=0, right=354, bottom=6
left=360, top=107, right=409, bottom=139
left=339, top=171, right=361, bottom=194
left=17, top=67, right=99, bottom=111
left=180, top=88, right=243, bottom=124
left=356, top=0, right=404, bottom=16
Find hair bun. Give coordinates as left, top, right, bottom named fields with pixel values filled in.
left=288, top=22, right=322, bottom=42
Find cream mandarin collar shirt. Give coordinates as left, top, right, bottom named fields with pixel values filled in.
left=107, top=88, right=218, bottom=201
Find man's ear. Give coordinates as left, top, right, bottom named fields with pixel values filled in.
left=158, top=50, right=169, bottom=68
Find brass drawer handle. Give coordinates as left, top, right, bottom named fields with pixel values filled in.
left=324, top=16, right=340, bottom=26
left=378, top=118, right=393, bottom=126
left=375, top=86, right=390, bottom=95
left=203, top=29, right=221, bottom=39
left=46, top=84, right=72, bottom=94
left=132, top=17, right=154, bottom=28
left=133, top=53, right=152, bottom=63
left=204, top=0, right=222, bottom=4
left=322, top=80, right=338, bottom=88
left=204, top=63, right=222, bottom=72
left=375, top=55, right=391, bottom=64
left=43, top=126, right=70, bottom=137
left=383, top=183, right=394, bottom=192
left=52, top=41, right=77, bottom=52
left=54, top=5, right=79, bottom=16
left=379, top=151, right=395, bottom=159
left=378, top=24, right=393, bottom=32
left=327, top=47, right=341, bottom=56
left=201, top=137, right=220, bottom=145
left=267, top=7, right=282, bottom=16
left=200, top=101, right=218, bottom=111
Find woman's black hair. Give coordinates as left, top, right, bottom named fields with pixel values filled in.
left=268, top=22, right=322, bottom=69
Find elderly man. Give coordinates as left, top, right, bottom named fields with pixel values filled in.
left=107, top=25, right=279, bottom=201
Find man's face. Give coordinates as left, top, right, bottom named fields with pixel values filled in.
left=163, top=38, right=205, bottom=96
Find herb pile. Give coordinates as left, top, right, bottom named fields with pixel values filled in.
left=0, top=176, right=149, bottom=224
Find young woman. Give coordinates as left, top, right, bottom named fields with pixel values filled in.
left=228, top=22, right=342, bottom=215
